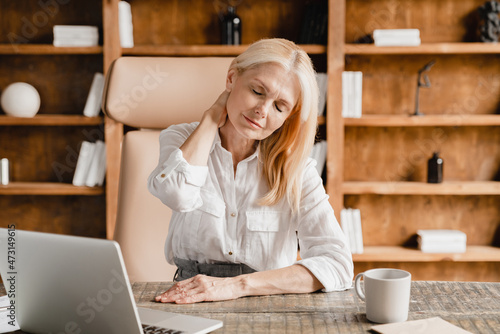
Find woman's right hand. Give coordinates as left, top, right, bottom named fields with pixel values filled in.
left=203, top=90, right=230, bottom=128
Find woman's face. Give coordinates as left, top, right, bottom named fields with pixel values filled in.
left=225, top=62, right=300, bottom=141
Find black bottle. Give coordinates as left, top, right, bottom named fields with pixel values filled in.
left=427, top=152, right=443, bottom=183
left=221, top=6, right=241, bottom=45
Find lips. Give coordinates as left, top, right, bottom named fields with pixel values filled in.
left=244, top=115, right=262, bottom=128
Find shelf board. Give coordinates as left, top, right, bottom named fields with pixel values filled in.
left=0, top=44, right=103, bottom=55
left=343, top=181, right=500, bottom=195
left=0, top=115, right=103, bottom=126
left=353, top=245, right=500, bottom=262
left=344, top=42, right=500, bottom=55
left=122, top=44, right=327, bottom=56
left=344, top=114, right=500, bottom=127
left=0, top=182, right=103, bottom=196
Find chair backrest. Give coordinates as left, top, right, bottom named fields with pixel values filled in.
left=103, top=57, right=234, bottom=282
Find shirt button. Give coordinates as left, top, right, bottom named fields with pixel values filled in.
left=229, top=251, right=233, bottom=255
left=160, top=173, right=166, bottom=178
left=230, top=212, right=236, bottom=217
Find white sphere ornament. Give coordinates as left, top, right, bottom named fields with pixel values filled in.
left=1, top=82, right=41, bottom=118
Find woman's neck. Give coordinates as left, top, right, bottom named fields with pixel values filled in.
left=219, top=121, right=258, bottom=166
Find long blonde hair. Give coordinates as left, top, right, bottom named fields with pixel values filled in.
left=229, top=39, right=319, bottom=213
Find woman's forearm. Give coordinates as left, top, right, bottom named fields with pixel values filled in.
left=238, top=264, right=323, bottom=297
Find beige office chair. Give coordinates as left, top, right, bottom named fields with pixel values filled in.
left=103, top=56, right=234, bottom=282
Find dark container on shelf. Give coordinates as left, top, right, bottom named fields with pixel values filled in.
left=427, top=152, right=444, bottom=183
left=221, top=6, right=241, bottom=45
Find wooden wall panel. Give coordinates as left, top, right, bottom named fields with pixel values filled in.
left=0, top=0, right=102, bottom=44
left=354, top=261, right=500, bottom=282
left=345, top=0, right=488, bottom=43
left=345, top=55, right=500, bottom=116
left=344, top=194, right=500, bottom=246
left=344, top=126, right=500, bottom=182
left=128, top=0, right=308, bottom=45
left=0, top=195, right=106, bottom=238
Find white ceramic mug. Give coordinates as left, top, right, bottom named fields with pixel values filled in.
left=354, top=268, right=411, bottom=323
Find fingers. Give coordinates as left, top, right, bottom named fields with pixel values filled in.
left=155, top=275, right=211, bottom=304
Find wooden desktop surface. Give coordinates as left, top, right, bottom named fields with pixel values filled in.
left=3, top=281, right=499, bottom=333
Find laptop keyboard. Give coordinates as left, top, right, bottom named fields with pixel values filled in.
left=142, top=324, right=187, bottom=334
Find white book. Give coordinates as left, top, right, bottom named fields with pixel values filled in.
left=119, top=1, right=134, bottom=48
left=417, top=229, right=467, bottom=243
left=310, top=140, right=327, bottom=177
left=374, top=37, right=421, bottom=47
left=315, top=73, right=327, bottom=116
left=353, top=71, right=363, bottom=118
left=53, top=38, right=99, bottom=47
left=340, top=209, right=351, bottom=251
left=72, top=141, right=96, bottom=186
left=83, top=73, right=105, bottom=117
left=352, top=208, right=364, bottom=254
left=373, top=29, right=420, bottom=39
left=419, top=243, right=466, bottom=254
left=85, top=140, right=105, bottom=187
left=96, top=142, right=107, bottom=186
left=341, top=71, right=350, bottom=117
left=53, top=25, right=99, bottom=34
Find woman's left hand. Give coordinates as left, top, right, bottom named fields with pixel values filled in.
left=155, top=274, right=244, bottom=304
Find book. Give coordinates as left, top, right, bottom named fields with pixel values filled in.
left=315, top=73, right=328, bottom=116
left=119, top=1, right=134, bottom=48
left=83, top=72, right=105, bottom=117
left=417, top=229, right=467, bottom=253
left=72, top=141, right=95, bottom=186
left=85, top=140, right=106, bottom=187
left=373, top=29, right=421, bottom=47
left=342, top=71, right=363, bottom=118
left=310, top=140, right=327, bottom=177
left=53, top=25, right=99, bottom=47
left=340, top=208, right=364, bottom=254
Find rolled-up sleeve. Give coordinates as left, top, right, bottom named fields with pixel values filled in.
left=147, top=123, right=209, bottom=212
left=295, top=159, right=354, bottom=292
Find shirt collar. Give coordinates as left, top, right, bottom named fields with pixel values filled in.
left=212, top=130, right=260, bottom=162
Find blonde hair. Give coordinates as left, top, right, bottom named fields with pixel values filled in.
left=229, top=39, right=319, bottom=213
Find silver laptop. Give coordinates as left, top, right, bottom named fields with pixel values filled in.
left=0, top=228, right=223, bottom=334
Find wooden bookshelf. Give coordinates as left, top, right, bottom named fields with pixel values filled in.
left=332, top=0, right=500, bottom=281
left=0, top=182, right=103, bottom=196
left=0, top=44, right=103, bottom=55
left=345, top=42, right=500, bottom=55
left=0, top=115, right=103, bottom=126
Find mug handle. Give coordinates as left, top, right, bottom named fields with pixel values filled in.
left=354, top=272, right=366, bottom=301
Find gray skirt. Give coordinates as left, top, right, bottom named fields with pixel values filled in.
left=173, top=257, right=256, bottom=281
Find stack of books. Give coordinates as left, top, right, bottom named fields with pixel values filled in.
left=53, top=25, right=99, bottom=47
left=83, top=73, right=105, bottom=117
left=373, top=29, right=421, bottom=47
left=340, top=208, right=364, bottom=254
left=315, top=73, right=328, bottom=116
left=119, top=1, right=134, bottom=48
left=72, top=141, right=107, bottom=187
left=417, top=229, right=467, bottom=253
left=342, top=71, right=362, bottom=118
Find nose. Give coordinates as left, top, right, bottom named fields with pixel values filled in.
left=255, top=101, right=271, bottom=118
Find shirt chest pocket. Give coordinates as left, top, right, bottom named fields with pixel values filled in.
left=180, top=191, right=225, bottom=254
left=245, top=211, right=282, bottom=267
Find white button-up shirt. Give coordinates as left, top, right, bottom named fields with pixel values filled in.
left=148, top=122, right=353, bottom=292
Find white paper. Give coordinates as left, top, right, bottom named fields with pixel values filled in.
left=371, top=317, right=472, bottom=334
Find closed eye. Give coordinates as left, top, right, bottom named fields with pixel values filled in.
left=252, top=89, right=263, bottom=96
left=274, top=103, right=283, bottom=112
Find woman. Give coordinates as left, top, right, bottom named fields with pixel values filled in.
left=148, top=38, right=353, bottom=304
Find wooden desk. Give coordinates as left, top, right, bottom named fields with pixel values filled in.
left=3, top=281, right=499, bottom=333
